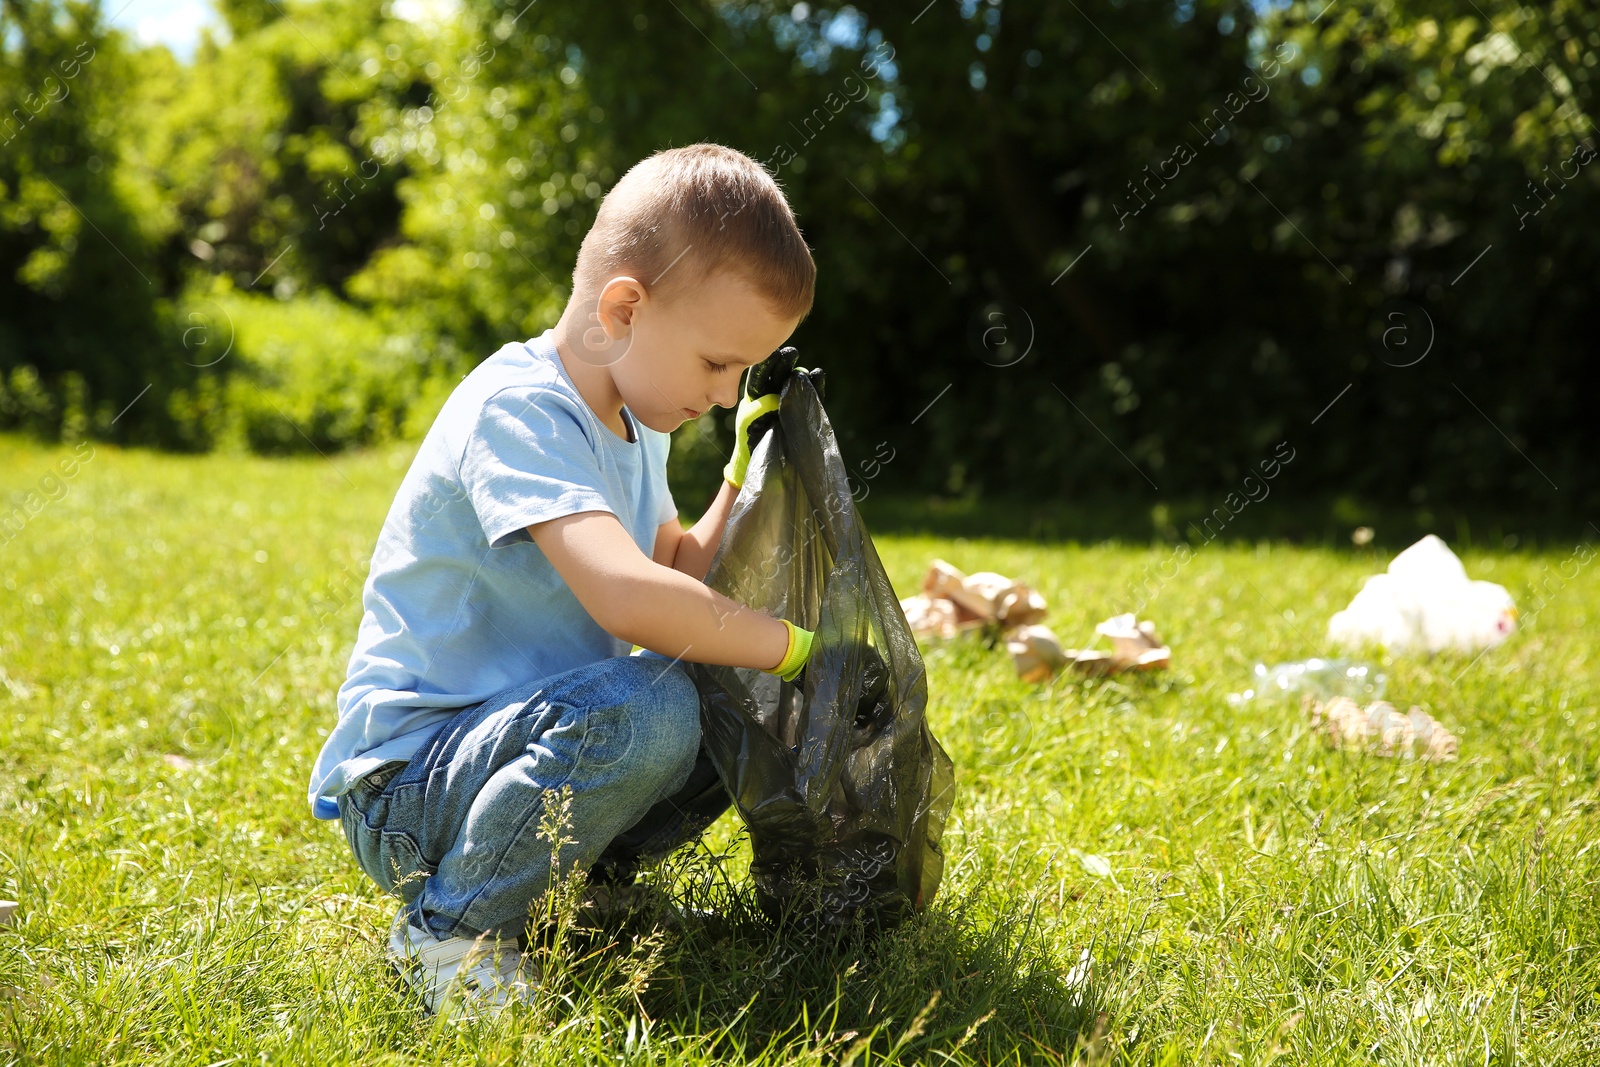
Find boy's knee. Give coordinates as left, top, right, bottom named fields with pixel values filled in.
left=630, top=659, right=701, bottom=771
left=651, top=665, right=703, bottom=779
left=585, top=658, right=701, bottom=787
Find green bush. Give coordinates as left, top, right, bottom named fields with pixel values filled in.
left=150, top=281, right=730, bottom=510
left=160, top=282, right=470, bottom=454
left=12, top=0, right=1600, bottom=510
left=0, top=367, right=58, bottom=438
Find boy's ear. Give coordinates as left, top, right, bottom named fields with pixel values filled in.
left=596, top=275, right=647, bottom=336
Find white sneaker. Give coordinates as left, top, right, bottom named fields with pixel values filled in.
left=386, top=907, right=538, bottom=1020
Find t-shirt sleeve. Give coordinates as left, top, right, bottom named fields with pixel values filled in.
left=459, top=385, right=616, bottom=549
left=656, top=490, right=677, bottom=526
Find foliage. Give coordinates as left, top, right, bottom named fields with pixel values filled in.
left=341, top=8, right=605, bottom=354
left=0, top=0, right=175, bottom=437
left=129, top=0, right=412, bottom=297
left=2, top=0, right=1597, bottom=512
left=487, top=0, right=1598, bottom=511
left=161, top=281, right=470, bottom=453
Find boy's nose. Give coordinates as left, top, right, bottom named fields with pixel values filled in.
left=712, top=380, right=741, bottom=409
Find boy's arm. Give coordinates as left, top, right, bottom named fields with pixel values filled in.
left=657, top=479, right=739, bottom=581
left=531, top=508, right=789, bottom=670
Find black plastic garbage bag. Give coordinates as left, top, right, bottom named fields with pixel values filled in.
left=683, top=373, right=956, bottom=930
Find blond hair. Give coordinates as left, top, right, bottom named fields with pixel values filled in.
left=573, top=144, right=815, bottom=321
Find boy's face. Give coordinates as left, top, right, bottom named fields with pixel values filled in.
left=592, top=269, right=803, bottom=434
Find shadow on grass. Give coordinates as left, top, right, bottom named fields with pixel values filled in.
left=857, top=492, right=1595, bottom=552
left=555, top=847, right=1105, bottom=1066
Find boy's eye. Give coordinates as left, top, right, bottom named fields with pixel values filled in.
left=704, top=359, right=728, bottom=373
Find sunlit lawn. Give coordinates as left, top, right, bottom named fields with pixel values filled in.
left=2, top=432, right=1596, bottom=1064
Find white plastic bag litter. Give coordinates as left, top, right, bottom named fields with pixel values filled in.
left=1327, top=535, right=1516, bottom=654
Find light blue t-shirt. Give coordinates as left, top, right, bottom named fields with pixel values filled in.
left=306, top=329, right=677, bottom=819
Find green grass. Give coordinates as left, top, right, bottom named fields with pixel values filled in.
left=2, top=431, right=1597, bottom=1065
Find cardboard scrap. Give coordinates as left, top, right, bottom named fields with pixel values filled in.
left=1006, top=624, right=1067, bottom=683
left=1009, top=614, right=1171, bottom=680
left=0, top=900, right=16, bottom=926
left=900, top=559, right=1048, bottom=640
left=899, top=560, right=1170, bottom=682
left=1061, top=614, right=1172, bottom=676
left=1305, top=695, right=1458, bottom=761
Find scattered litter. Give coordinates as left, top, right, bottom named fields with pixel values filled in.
left=1230, top=659, right=1386, bottom=706
left=1305, top=695, right=1458, bottom=761
left=1006, top=614, right=1171, bottom=681
left=900, top=558, right=1048, bottom=640
left=1059, top=614, right=1171, bottom=677
left=899, top=561, right=1170, bottom=683
left=0, top=900, right=15, bottom=926
left=1328, top=534, right=1516, bottom=654
left=1007, top=624, right=1068, bottom=683
left=901, top=558, right=1069, bottom=682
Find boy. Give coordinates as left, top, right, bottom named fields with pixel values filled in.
left=306, top=143, right=824, bottom=1019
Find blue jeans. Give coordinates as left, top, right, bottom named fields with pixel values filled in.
left=337, top=652, right=726, bottom=941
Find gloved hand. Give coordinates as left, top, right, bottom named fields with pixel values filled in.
left=767, top=618, right=814, bottom=682
left=724, top=347, right=825, bottom=489
left=766, top=621, right=892, bottom=731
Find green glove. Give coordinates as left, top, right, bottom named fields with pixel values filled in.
left=767, top=618, right=814, bottom=682
left=765, top=621, right=893, bottom=732
left=724, top=346, right=821, bottom=489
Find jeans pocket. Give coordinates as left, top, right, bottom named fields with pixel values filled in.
left=363, top=759, right=408, bottom=794
left=340, top=761, right=423, bottom=896
left=373, top=827, right=429, bottom=900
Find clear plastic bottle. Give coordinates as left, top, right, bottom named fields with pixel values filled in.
left=1231, top=658, right=1387, bottom=705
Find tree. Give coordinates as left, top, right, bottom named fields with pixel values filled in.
left=0, top=0, right=169, bottom=439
